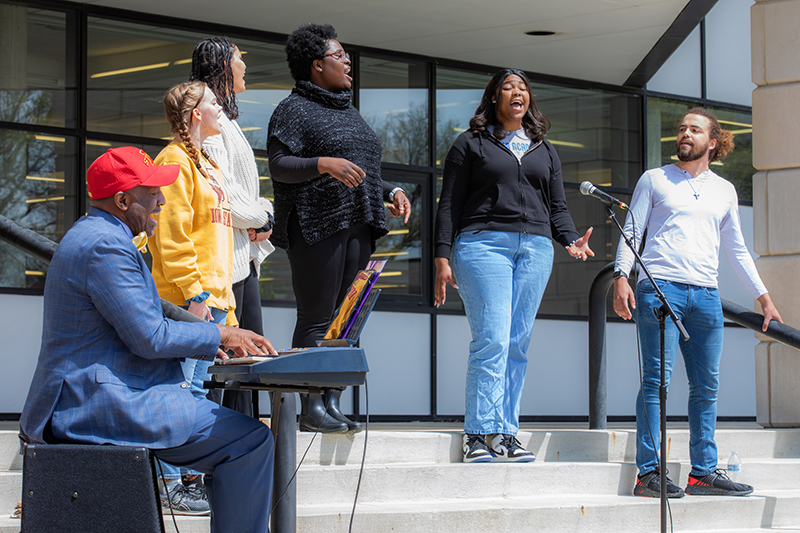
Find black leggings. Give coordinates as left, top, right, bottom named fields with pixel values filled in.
left=287, top=213, right=372, bottom=348
left=222, top=261, right=263, bottom=416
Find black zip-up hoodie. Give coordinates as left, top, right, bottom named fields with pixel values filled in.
left=434, top=129, right=580, bottom=258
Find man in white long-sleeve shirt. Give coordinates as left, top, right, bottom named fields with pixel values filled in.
left=613, top=107, right=782, bottom=499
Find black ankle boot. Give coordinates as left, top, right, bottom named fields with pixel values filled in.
left=298, top=393, right=348, bottom=433
left=325, top=388, right=362, bottom=432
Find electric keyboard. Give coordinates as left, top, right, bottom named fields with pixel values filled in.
left=207, top=346, right=368, bottom=392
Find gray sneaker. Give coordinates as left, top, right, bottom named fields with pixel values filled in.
left=490, top=434, right=535, bottom=462
left=462, top=433, right=493, bottom=463
left=161, top=483, right=211, bottom=516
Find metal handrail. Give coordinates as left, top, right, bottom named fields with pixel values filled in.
left=0, top=214, right=202, bottom=324
left=588, top=261, right=800, bottom=429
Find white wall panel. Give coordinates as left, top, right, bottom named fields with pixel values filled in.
left=705, top=0, right=755, bottom=107
left=647, top=25, right=702, bottom=98
left=359, top=311, right=431, bottom=415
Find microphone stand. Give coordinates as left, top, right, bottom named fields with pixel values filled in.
left=605, top=203, right=689, bottom=533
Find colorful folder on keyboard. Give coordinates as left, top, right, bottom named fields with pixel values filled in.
left=320, top=260, right=386, bottom=346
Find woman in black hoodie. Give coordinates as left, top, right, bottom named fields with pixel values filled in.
left=434, top=69, right=593, bottom=463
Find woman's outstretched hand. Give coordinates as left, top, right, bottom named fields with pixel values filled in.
left=567, top=227, right=594, bottom=261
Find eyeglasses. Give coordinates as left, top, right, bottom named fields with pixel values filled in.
left=324, top=50, right=350, bottom=64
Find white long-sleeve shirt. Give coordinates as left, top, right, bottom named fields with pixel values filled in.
left=204, top=114, right=275, bottom=283
left=614, top=164, right=767, bottom=299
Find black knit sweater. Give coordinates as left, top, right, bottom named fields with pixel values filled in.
left=267, top=80, right=389, bottom=250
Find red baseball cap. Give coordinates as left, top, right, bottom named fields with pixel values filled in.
left=87, top=147, right=179, bottom=199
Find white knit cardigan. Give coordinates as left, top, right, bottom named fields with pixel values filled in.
left=204, top=114, right=275, bottom=284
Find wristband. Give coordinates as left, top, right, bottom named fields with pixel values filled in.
left=254, top=212, right=275, bottom=234
left=186, top=291, right=211, bottom=304
left=388, top=187, right=404, bottom=202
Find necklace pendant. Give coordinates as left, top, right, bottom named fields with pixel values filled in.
left=694, top=193, right=700, bottom=199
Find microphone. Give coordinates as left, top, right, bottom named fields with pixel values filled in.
left=580, top=181, right=628, bottom=209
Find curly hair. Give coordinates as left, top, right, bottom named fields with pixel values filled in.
left=469, top=69, right=550, bottom=143
left=162, top=81, right=218, bottom=178
left=189, top=36, right=239, bottom=120
left=285, top=23, right=337, bottom=82
left=681, top=107, right=734, bottom=163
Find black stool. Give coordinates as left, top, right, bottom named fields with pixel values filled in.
left=22, top=444, right=164, bottom=533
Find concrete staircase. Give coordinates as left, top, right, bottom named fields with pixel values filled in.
left=0, top=422, right=798, bottom=532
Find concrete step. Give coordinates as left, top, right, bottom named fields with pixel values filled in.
left=1, top=424, right=798, bottom=532
left=295, top=427, right=800, bottom=466
left=1, top=426, right=798, bottom=470
left=0, top=514, right=212, bottom=533
left=288, top=459, right=800, bottom=506
left=296, top=490, right=800, bottom=532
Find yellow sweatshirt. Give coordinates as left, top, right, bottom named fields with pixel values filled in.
left=151, top=142, right=237, bottom=326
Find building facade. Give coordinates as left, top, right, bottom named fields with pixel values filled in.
left=0, top=0, right=768, bottom=421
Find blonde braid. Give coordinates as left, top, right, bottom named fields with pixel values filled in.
left=178, top=121, right=210, bottom=178
left=163, top=80, right=211, bottom=178
left=202, top=149, right=220, bottom=170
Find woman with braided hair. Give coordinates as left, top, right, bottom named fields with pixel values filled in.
left=148, top=80, right=236, bottom=512
left=190, top=37, right=274, bottom=419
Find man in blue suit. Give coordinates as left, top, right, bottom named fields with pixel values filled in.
left=20, top=147, right=277, bottom=532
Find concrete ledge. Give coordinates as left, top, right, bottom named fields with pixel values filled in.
left=298, top=490, right=800, bottom=532
left=294, top=428, right=800, bottom=466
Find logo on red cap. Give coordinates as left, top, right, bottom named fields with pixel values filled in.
left=87, top=147, right=179, bottom=199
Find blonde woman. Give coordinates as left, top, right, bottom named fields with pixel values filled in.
left=149, top=80, right=236, bottom=513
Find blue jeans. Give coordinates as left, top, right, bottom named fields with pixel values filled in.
left=160, top=306, right=228, bottom=481
left=635, top=279, right=723, bottom=476
left=452, top=231, right=553, bottom=436
left=181, top=306, right=227, bottom=398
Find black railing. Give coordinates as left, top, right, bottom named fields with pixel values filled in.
left=0, top=214, right=202, bottom=324
left=588, top=261, right=800, bottom=429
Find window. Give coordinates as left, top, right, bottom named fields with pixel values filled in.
left=435, top=68, right=491, bottom=168
left=87, top=18, right=293, bottom=146
left=707, top=106, right=754, bottom=202
left=359, top=55, right=429, bottom=167
left=0, top=130, right=78, bottom=288
left=372, top=174, right=425, bottom=298
left=537, top=84, right=642, bottom=189
left=0, top=6, right=73, bottom=129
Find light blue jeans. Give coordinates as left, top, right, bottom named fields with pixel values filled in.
left=160, top=306, right=227, bottom=482
left=452, top=230, right=553, bottom=436
left=180, top=306, right=227, bottom=398
left=635, top=278, right=723, bottom=476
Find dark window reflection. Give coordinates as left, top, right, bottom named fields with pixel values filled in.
left=538, top=84, right=642, bottom=189
left=435, top=68, right=492, bottom=169
left=0, top=7, right=72, bottom=128
left=539, top=186, right=631, bottom=317
left=360, top=56, right=429, bottom=167
left=0, top=131, right=77, bottom=288
left=708, top=106, right=754, bottom=202
left=87, top=18, right=291, bottom=146
left=371, top=178, right=423, bottom=297
left=255, top=154, right=294, bottom=302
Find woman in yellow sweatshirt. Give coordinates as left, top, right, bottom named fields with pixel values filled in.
left=150, top=80, right=236, bottom=392
left=149, top=80, right=236, bottom=508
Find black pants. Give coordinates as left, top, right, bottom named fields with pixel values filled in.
left=222, top=261, right=264, bottom=417
left=287, top=212, right=372, bottom=348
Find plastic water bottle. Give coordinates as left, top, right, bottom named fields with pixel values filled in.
left=727, top=451, right=742, bottom=481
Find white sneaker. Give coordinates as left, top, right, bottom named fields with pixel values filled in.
left=462, top=433, right=493, bottom=463
left=490, top=434, right=535, bottom=462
